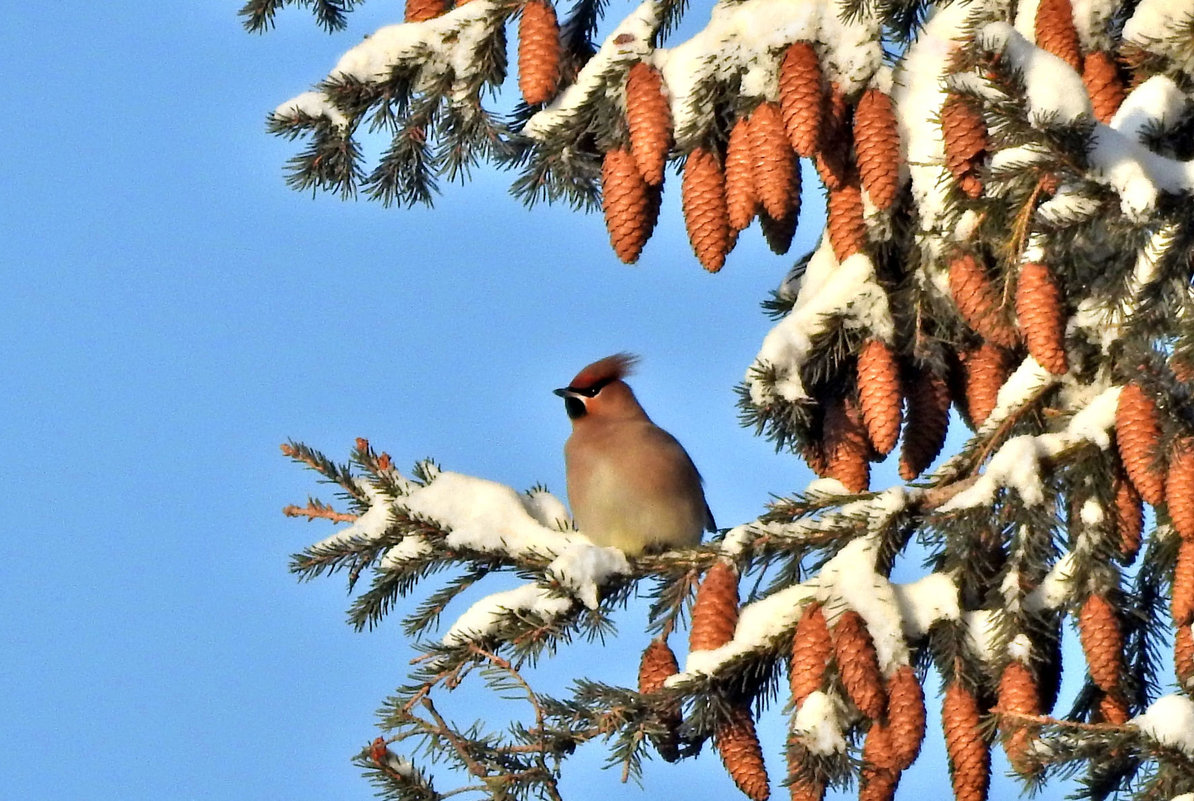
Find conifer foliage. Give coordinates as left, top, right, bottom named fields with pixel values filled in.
left=251, top=0, right=1194, bottom=799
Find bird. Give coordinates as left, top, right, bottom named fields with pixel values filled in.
left=554, top=353, right=715, bottom=555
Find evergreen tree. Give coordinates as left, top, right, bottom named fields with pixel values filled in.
left=247, top=0, right=1194, bottom=798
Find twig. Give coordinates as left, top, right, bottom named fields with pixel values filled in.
left=283, top=502, right=359, bottom=523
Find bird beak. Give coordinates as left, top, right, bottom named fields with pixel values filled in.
left=553, top=387, right=571, bottom=398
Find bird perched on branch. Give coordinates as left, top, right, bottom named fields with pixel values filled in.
left=554, top=353, right=715, bottom=555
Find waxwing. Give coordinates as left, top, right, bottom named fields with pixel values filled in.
left=554, top=354, right=715, bottom=555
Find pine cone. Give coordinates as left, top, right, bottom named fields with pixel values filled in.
left=854, top=88, right=901, bottom=210
left=949, top=253, right=1019, bottom=349
left=779, top=42, right=823, bottom=158
left=816, top=85, right=853, bottom=191
left=900, top=366, right=951, bottom=480
left=1176, top=624, right=1194, bottom=689
left=1174, top=539, right=1194, bottom=626
left=750, top=101, right=798, bottom=221
left=601, top=147, right=654, bottom=263
left=791, top=603, right=832, bottom=706
left=1078, top=594, right=1124, bottom=693
left=690, top=560, right=739, bottom=652
left=943, top=682, right=991, bottom=801
left=860, top=722, right=901, bottom=801
left=1096, top=691, right=1130, bottom=724
left=759, top=161, right=801, bottom=255
left=725, top=115, right=759, bottom=233
left=1035, top=0, right=1082, bottom=72
left=826, top=179, right=867, bottom=262
left=716, top=704, right=770, bottom=801
left=961, top=342, right=1013, bottom=428
left=405, top=0, right=446, bottom=22
left=857, top=339, right=902, bottom=455
left=625, top=62, right=671, bottom=186
left=823, top=394, right=871, bottom=493
left=518, top=0, right=560, bottom=105
left=802, top=438, right=829, bottom=478
left=1083, top=51, right=1125, bottom=124
left=1016, top=261, right=1068, bottom=375
left=1116, top=381, right=1165, bottom=506
left=886, top=665, right=926, bottom=770
left=1169, top=437, right=1194, bottom=541
left=1114, top=467, right=1144, bottom=563
left=682, top=147, right=731, bottom=272
left=638, top=638, right=681, bottom=762
left=997, top=661, right=1040, bottom=774
left=832, top=610, right=886, bottom=719
left=786, top=740, right=826, bottom=801
left=941, top=94, right=987, bottom=198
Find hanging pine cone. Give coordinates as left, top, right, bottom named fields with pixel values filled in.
left=518, top=0, right=560, bottom=106
left=638, top=638, right=681, bottom=762
left=854, top=88, right=901, bottom=210
left=997, top=660, right=1040, bottom=775
left=759, top=164, right=802, bottom=255
left=962, top=342, right=1014, bottom=428
left=716, top=704, right=770, bottom=801
left=900, top=366, right=951, bottom=480
left=1096, top=691, right=1130, bottom=724
left=690, top=559, right=739, bottom=652
left=786, top=756, right=826, bottom=801
left=941, top=94, right=987, bottom=198
left=682, top=147, right=731, bottom=272
left=1174, top=539, right=1194, bottom=626
left=625, top=62, right=671, bottom=186
left=791, top=602, right=833, bottom=706
left=405, top=0, right=446, bottom=22
left=778, top=42, right=823, bottom=158
left=601, top=147, right=655, bottom=263
left=832, top=610, right=886, bottom=719
left=1176, top=624, right=1194, bottom=689
left=1114, top=466, right=1144, bottom=563
left=816, top=85, right=853, bottom=191
left=1083, top=50, right=1125, bottom=124
left=949, top=253, right=1019, bottom=348
left=943, top=681, right=991, bottom=801
left=1035, top=0, right=1082, bottom=72
left=725, top=115, right=759, bottom=233
left=1116, top=381, right=1166, bottom=506
left=1078, top=594, right=1124, bottom=693
left=1169, top=437, right=1194, bottom=541
left=860, top=722, right=900, bottom=801
left=1016, top=261, right=1068, bottom=375
left=886, top=665, right=926, bottom=770
left=826, top=180, right=867, bottom=262
left=823, top=394, right=871, bottom=493
left=856, top=339, right=902, bottom=455
left=750, top=101, right=798, bottom=222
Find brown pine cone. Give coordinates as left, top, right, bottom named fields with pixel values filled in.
left=941, top=94, right=987, bottom=198
left=405, top=0, right=446, bottom=22
left=779, top=42, right=824, bottom=158
left=791, top=603, right=833, bottom=706
left=716, top=704, right=770, bottom=801
left=1176, top=624, right=1194, bottom=689
left=961, top=342, right=1013, bottom=428
left=725, top=115, right=759, bottom=233
left=900, top=366, right=951, bottom=480
left=518, top=0, right=560, bottom=105
left=1169, top=437, right=1194, bottom=541
left=856, top=339, right=902, bottom=455
left=638, top=638, right=681, bottom=761
left=949, top=253, right=1019, bottom=348
left=1016, top=261, right=1067, bottom=375
left=786, top=740, right=826, bottom=801
left=832, top=610, right=886, bottom=719
left=1083, top=51, right=1125, bottom=124
left=823, top=394, right=871, bottom=493
left=1116, top=381, right=1166, bottom=506
left=759, top=161, right=802, bottom=255
left=860, top=722, right=900, bottom=801
left=750, top=101, right=798, bottom=221
left=625, top=62, right=671, bottom=186
left=601, top=147, right=654, bottom=263
left=690, top=560, right=739, bottom=652
left=1114, top=466, right=1144, bottom=563
left=854, top=88, right=901, bottom=210
left=1174, top=539, right=1194, bottom=626
left=886, top=665, right=926, bottom=770
left=815, top=85, right=853, bottom=191
left=1035, top=0, right=1082, bottom=71
left=682, top=147, right=731, bottom=272
left=942, top=682, right=991, bottom=801
left=1078, top=594, right=1124, bottom=693
left=826, top=179, right=867, bottom=262
left=1095, top=691, right=1130, bottom=724
left=997, top=661, right=1040, bottom=774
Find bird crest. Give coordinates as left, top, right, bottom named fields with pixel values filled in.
left=568, top=353, right=639, bottom=391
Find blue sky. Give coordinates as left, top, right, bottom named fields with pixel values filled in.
left=2, top=3, right=1069, bottom=800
